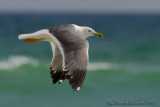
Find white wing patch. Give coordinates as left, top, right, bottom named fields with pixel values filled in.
left=77, top=87, right=80, bottom=91
left=59, top=80, right=63, bottom=83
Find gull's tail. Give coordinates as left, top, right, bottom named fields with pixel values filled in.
left=18, top=29, right=50, bottom=40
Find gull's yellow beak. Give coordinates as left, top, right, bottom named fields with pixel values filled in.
left=93, top=33, right=103, bottom=38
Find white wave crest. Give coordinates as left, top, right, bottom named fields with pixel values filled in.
left=0, top=56, right=38, bottom=70
left=0, top=56, right=111, bottom=71
left=88, top=62, right=111, bottom=71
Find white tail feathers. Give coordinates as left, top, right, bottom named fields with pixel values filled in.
left=18, top=29, right=50, bottom=40
left=18, top=34, right=34, bottom=40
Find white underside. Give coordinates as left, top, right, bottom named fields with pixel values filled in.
left=18, top=29, right=66, bottom=71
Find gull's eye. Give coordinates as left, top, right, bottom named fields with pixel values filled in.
left=88, top=30, right=91, bottom=32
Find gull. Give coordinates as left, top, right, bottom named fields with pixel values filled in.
left=18, top=24, right=103, bottom=91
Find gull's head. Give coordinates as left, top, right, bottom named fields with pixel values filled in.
left=74, top=25, right=103, bottom=39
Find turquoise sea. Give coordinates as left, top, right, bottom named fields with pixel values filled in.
left=0, top=13, right=160, bottom=107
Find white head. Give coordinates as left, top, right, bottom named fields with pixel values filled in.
left=73, top=25, right=103, bottom=39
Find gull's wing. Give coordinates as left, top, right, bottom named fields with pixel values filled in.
left=50, top=43, right=66, bottom=84
left=62, top=40, right=88, bottom=91
left=49, top=25, right=89, bottom=91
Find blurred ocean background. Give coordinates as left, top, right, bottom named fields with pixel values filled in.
left=0, top=13, right=160, bottom=107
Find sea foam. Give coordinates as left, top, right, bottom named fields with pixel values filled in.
left=88, top=62, right=111, bottom=71
left=0, top=56, right=111, bottom=71
left=0, top=56, right=38, bottom=70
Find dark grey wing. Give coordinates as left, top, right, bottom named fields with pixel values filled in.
left=49, top=26, right=89, bottom=91
left=50, top=43, right=66, bottom=84
left=63, top=40, right=88, bottom=91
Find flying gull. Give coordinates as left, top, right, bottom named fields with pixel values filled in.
left=18, top=24, right=103, bottom=91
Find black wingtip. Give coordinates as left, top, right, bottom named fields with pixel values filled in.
left=68, top=69, right=86, bottom=92
left=50, top=68, right=67, bottom=84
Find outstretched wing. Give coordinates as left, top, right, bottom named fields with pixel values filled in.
left=63, top=40, right=88, bottom=91
left=18, top=28, right=67, bottom=84
left=49, top=25, right=89, bottom=91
